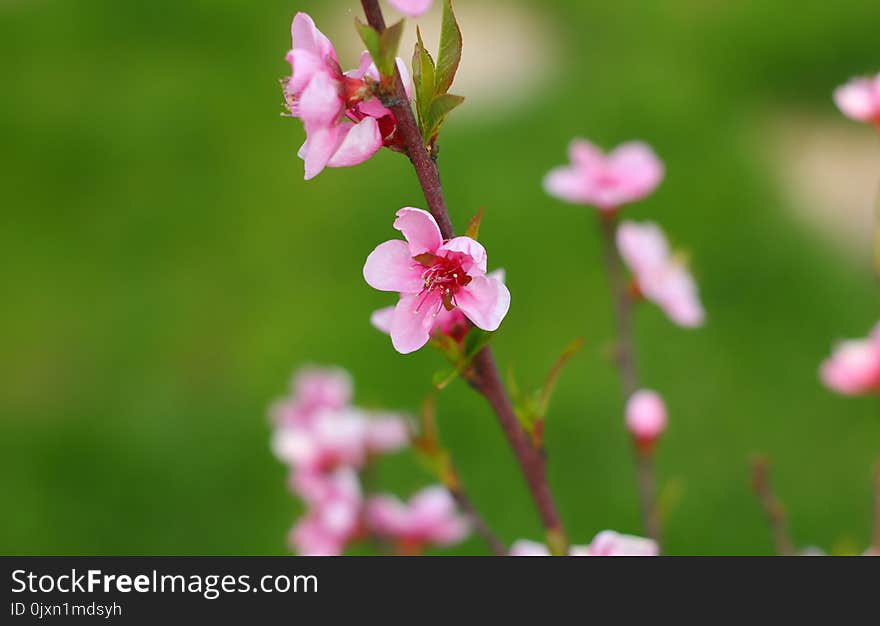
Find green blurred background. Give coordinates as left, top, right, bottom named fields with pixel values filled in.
left=2, top=0, right=879, bottom=555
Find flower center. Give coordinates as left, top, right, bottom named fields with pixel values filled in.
left=413, top=253, right=472, bottom=316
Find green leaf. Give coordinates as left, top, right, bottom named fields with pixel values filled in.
left=426, top=93, right=465, bottom=141
left=354, top=18, right=381, bottom=69
left=412, top=28, right=436, bottom=136
left=537, top=337, right=583, bottom=418
left=435, top=0, right=462, bottom=95
left=432, top=367, right=460, bottom=390
left=465, top=207, right=483, bottom=241
left=463, top=327, right=494, bottom=359
left=378, top=19, right=405, bottom=77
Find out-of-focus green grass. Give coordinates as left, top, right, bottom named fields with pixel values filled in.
left=1, top=0, right=879, bottom=555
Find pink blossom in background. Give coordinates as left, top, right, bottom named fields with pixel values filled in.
left=370, top=269, right=506, bottom=343
left=363, top=208, right=511, bottom=353
left=388, top=0, right=433, bottom=18
left=820, top=323, right=880, bottom=395
left=288, top=468, right=363, bottom=556
left=272, top=408, right=370, bottom=472
left=510, top=530, right=658, bottom=556
left=543, top=139, right=664, bottom=211
left=283, top=13, right=412, bottom=179
left=365, top=486, right=469, bottom=552
left=616, top=220, right=705, bottom=328
left=625, top=389, right=668, bottom=451
left=833, top=74, right=880, bottom=125
left=271, top=366, right=352, bottom=428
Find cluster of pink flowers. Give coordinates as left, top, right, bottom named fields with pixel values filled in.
left=544, top=139, right=704, bottom=328
left=834, top=73, right=880, bottom=127
left=364, top=208, right=511, bottom=353
left=819, top=323, right=880, bottom=396
left=510, top=530, right=658, bottom=557
left=617, top=221, right=705, bottom=327
left=283, top=13, right=412, bottom=179
left=271, top=366, right=468, bottom=555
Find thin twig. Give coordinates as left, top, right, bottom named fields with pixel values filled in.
left=597, top=211, right=661, bottom=547
left=750, top=456, right=796, bottom=556
left=359, top=0, right=566, bottom=551
left=872, top=457, right=880, bottom=554
left=449, top=487, right=507, bottom=556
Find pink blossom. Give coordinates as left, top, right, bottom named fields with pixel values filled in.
left=273, top=407, right=409, bottom=473
left=543, top=139, right=664, bottom=211
left=583, top=530, right=659, bottom=556
left=833, top=74, right=880, bottom=125
left=363, top=208, right=511, bottom=353
left=616, top=220, right=704, bottom=327
left=820, top=323, right=880, bottom=395
left=288, top=468, right=363, bottom=556
left=365, top=486, right=469, bottom=551
left=284, top=13, right=412, bottom=179
left=271, top=366, right=352, bottom=428
left=625, top=389, right=668, bottom=451
left=510, top=530, right=658, bottom=556
left=272, top=408, right=369, bottom=472
left=371, top=269, right=506, bottom=343
left=388, top=0, right=433, bottom=17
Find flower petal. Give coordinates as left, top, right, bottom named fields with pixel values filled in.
left=394, top=207, right=443, bottom=255
left=387, top=0, right=433, bottom=18
left=370, top=306, right=395, bottom=334
left=456, top=274, right=510, bottom=331
left=299, top=124, right=344, bottom=180
left=298, top=71, right=343, bottom=128
left=389, top=293, right=434, bottom=354
left=543, top=166, right=588, bottom=204
left=291, top=12, right=337, bottom=62
left=327, top=118, right=383, bottom=168
left=438, top=236, right=488, bottom=274
left=363, top=240, right=424, bottom=293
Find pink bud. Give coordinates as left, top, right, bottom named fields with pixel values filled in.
left=820, top=324, right=880, bottom=396
left=833, top=74, right=880, bottom=125
left=625, top=389, right=667, bottom=450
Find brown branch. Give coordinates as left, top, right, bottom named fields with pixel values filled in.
left=750, top=456, right=796, bottom=556
left=598, top=211, right=661, bottom=548
left=872, top=457, right=880, bottom=554
left=448, top=487, right=507, bottom=556
left=359, top=0, right=566, bottom=551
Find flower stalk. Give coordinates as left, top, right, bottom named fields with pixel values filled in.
left=359, top=0, right=567, bottom=552
left=598, top=211, right=662, bottom=546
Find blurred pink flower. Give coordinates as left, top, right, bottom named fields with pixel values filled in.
left=363, top=208, right=510, bottom=353
left=510, top=530, right=658, bottom=556
left=543, top=139, right=664, bottom=211
left=616, top=220, right=705, bottom=328
left=820, top=323, right=880, bottom=395
left=833, top=74, right=880, bottom=125
left=388, top=0, right=433, bottom=17
left=284, top=13, right=411, bottom=179
left=370, top=269, right=506, bottom=343
left=271, top=366, right=352, bottom=428
left=625, top=389, right=667, bottom=451
left=365, top=486, right=469, bottom=552
left=288, top=468, right=363, bottom=556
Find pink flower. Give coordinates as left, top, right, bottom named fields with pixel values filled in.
left=272, top=408, right=369, bottom=472
left=288, top=468, right=363, bottom=556
left=510, top=530, right=658, bottom=556
left=363, top=208, right=511, bottom=354
left=820, top=323, right=880, bottom=395
left=625, top=389, right=668, bottom=452
left=833, top=74, right=880, bottom=125
left=543, top=139, right=664, bottom=211
left=365, top=486, right=469, bottom=552
left=582, top=530, right=659, bottom=556
left=284, top=13, right=411, bottom=179
left=271, top=366, right=352, bottom=428
left=273, top=408, right=409, bottom=473
left=371, top=268, right=506, bottom=343
left=616, top=220, right=705, bottom=328
left=388, top=0, right=433, bottom=17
